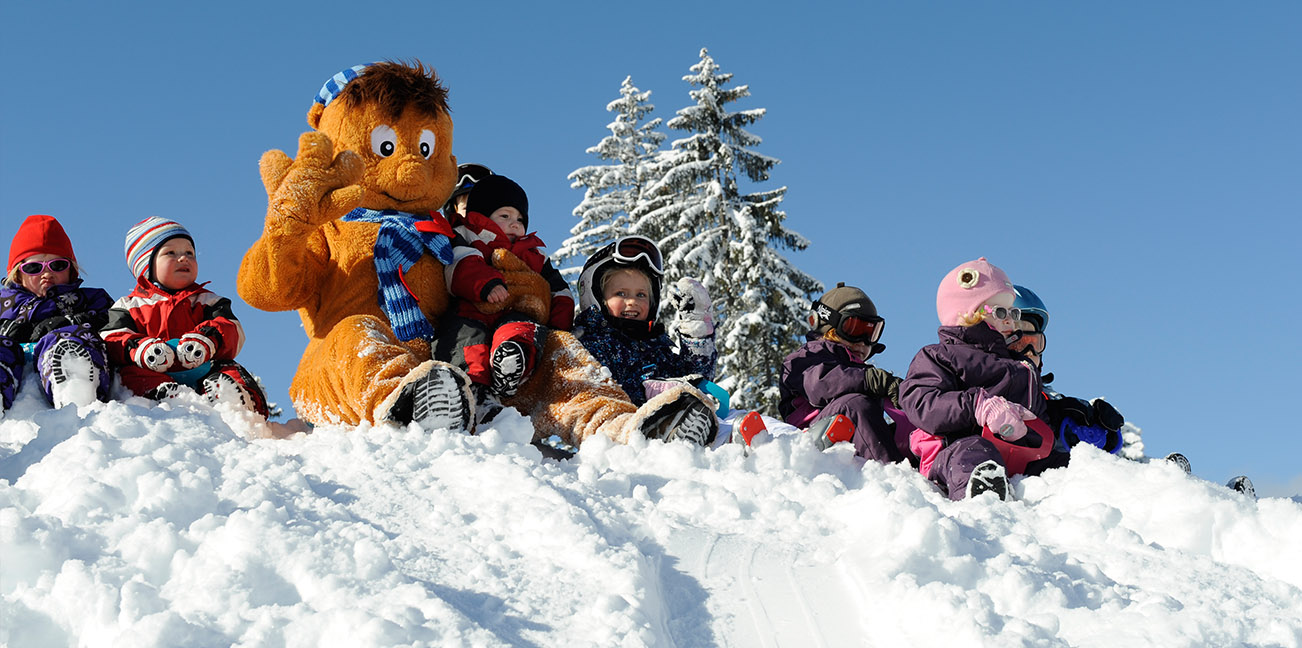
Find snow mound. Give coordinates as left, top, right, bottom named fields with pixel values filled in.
left=2, top=393, right=1300, bottom=647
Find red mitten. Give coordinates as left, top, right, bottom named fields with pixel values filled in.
left=133, top=338, right=175, bottom=373
left=176, top=333, right=216, bottom=370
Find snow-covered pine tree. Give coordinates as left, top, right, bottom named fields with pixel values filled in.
left=554, top=76, right=665, bottom=281
left=636, top=48, right=822, bottom=410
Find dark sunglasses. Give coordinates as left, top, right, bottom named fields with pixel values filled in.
left=815, top=301, right=884, bottom=344
left=612, top=236, right=664, bottom=276
left=19, top=258, right=72, bottom=275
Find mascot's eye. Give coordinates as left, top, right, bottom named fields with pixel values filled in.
left=419, top=130, right=437, bottom=159
left=370, top=125, right=398, bottom=158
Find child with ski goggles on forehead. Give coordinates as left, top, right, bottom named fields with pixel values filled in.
left=101, top=217, right=270, bottom=418
left=778, top=283, right=909, bottom=462
left=900, top=258, right=1070, bottom=501
left=574, top=235, right=718, bottom=408
left=0, top=215, right=114, bottom=415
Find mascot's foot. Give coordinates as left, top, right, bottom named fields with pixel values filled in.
left=638, top=389, right=717, bottom=446
left=388, top=362, right=475, bottom=434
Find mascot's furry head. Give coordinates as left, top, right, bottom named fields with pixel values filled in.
left=301, top=60, right=548, bottom=323
left=308, top=61, right=459, bottom=216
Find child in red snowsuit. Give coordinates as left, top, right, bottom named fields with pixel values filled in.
left=433, top=175, right=574, bottom=413
left=102, top=217, right=270, bottom=417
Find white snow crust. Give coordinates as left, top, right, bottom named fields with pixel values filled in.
left=2, top=386, right=1300, bottom=647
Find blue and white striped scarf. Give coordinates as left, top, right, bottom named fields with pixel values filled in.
left=343, top=208, right=454, bottom=341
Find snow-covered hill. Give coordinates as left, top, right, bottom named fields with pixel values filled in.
left=2, top=387, right=1300, bottom=647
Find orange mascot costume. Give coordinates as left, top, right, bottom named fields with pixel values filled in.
left=239, top=61, right=718, bottom=447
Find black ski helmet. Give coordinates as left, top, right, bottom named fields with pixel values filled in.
left=578, top=235, right=665, bottom=320
left=442, top=163, right=493, bottom=215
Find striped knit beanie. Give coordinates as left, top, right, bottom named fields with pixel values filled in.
left=125, top=217, right=192, bottom=280
left=315, top=64, right=371, bottom=108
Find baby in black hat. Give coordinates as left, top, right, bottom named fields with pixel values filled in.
left=433, top=174, right=575, bottom=420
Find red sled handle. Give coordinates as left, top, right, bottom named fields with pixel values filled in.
left=982, top=417, right=1054, bottom=476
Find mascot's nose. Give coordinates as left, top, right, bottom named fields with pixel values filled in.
left=395, top=156, right=433, bottom=187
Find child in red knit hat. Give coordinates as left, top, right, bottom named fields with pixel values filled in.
left=0, top=215, right=114, bottom=413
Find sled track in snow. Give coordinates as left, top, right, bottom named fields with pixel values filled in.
left=671, top=530, right=876, bottom=647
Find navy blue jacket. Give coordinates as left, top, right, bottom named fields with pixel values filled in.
left=573, top=305, right=715, bottom=405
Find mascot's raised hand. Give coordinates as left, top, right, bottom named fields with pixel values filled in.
left=260, top=131, right=365, bottom=227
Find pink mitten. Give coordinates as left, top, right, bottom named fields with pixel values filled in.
left=974, top=390, right=1036, bottom=441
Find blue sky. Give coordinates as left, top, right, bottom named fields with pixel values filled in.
left=2, top=2, right=1299, bottom=494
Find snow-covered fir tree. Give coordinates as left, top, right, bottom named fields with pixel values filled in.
left=635, top=48, right=822, bottom=410
left=554, top=76, right=665, bottom=280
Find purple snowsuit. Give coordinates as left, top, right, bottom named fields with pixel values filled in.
left=900, top=323, right=1067, bottom=500
left=0, top=280, right=113, bottom=408
left=778, top=337, right=906, bottom=464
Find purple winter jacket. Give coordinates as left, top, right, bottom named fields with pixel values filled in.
left=779, top=336, right=877, bottom=426
left=900, top=324, right=1046, bottom=441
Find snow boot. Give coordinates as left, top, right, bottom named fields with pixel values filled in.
left=639, top=391, right=717, bottom=446
left=490, top=340, right=528, bottom=398
left=1165, top=452, right=1192, bottom=475
left=1227, top=475, right=1256, bottom=499
left=200, top=372, right=258, bottom=416
left=731, top=411, right=767, bottom=447
left=472, top=383, right=504, bottom=426
left=145, top=382, right=187, bottom=401
left=966, top=459, right=1009, bottom=501
left=532, top=434, right=578, bottom=461
left=807, top=414, right=855, bottom=451
left=388, top=363, right=475, bottom=434
left=199, top=363, right=271, bottom=418
left=44, top=338, right=101, bottom=408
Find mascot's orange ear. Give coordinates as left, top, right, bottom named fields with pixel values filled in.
left=307, top=103, right=326, bottom=130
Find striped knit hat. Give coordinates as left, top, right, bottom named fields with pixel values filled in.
left=125, top=217, right=192, bottom=280
left=315, top=64, right=371, bottom=108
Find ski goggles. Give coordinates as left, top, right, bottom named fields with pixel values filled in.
left=815, top=301, right=885, bottom=344
left=612, top=235, right=663, bottom=276
left=453, top=164, right=493, bottom=192
left=1008, top=330, right=1046, bottom=355
left=18, top=258, right=72, bottom=275
left=980, top=304, right=1022, bottom=321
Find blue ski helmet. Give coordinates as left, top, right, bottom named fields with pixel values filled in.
left=1012, top=285, right=1049, bottom=332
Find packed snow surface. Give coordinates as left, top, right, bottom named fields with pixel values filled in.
left=2, top=386, right=1300, bottom=647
